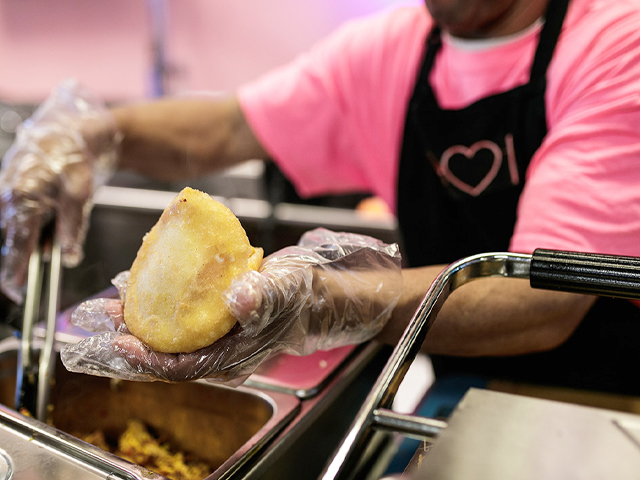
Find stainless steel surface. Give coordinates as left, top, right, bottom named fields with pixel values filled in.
left=410, top=388, right=640, bottom=480
left=0, top=336, right=300, bottom=480
left=106, top=160, right=268, bottom=201
left=0, top=450, right=11, bottom=480
left=321, top=252, right=531, bottom=480
left=0, top=401, right=146, bottom=479
left=371, top=409, right=446, bottom=441
left=272, top=202, right=397, bottom=238
left=92, top=184, right=396, bottom=234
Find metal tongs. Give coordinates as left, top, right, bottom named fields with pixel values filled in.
left=15, top=225, right=62, bottom=421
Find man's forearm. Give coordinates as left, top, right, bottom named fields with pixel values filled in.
left=377, top=265, right=597, bottom=357
left=110, top=96, right=269, bottom=181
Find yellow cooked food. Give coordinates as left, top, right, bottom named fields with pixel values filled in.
left=124, top=187, right=263, bottom=353
left=80, top=420, right=211, bottom=480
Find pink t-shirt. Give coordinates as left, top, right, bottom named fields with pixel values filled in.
left=238, top=0, right=640, bottom=257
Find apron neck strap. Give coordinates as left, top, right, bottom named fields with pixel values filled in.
left=530, top=0, right=571, bottom=80
left=424, top=0, right=570, bottom=82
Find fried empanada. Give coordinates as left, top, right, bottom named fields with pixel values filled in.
left=124, top=187, right=263, bottom=353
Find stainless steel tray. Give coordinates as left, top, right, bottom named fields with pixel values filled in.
left=0, top=336, right=300, bottom=480
left=408, top=388, right=640, bottom=480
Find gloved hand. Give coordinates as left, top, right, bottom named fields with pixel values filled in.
left=60, top=228, right=403, bottom=384
left=0, top=79, right=121, bottom=304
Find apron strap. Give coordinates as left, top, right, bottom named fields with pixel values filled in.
left=530, top=0, right=571, bottom=81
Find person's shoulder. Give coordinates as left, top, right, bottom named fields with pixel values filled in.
left=311, top=5, right=430, bottom=72
left=564, top=0, right=640, bottom=39
left=346, top=5, right=428, bottom=28
left=553, top=0, right=640, bottom=75
left=333, top=5, right=431, bottom=45
left=373, top=5, right=431, bottom=31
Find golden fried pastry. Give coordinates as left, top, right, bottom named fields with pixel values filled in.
left=124, top=187, right=263, bottom=353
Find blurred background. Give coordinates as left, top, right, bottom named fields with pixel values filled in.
left=0, top=0, right=420, bottom=308
left=0, top=0, right=422, bottom=198
left=0, top=0, right=420, bottom=102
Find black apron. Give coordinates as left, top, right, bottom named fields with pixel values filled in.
left=397, top=0, right=640, bottom=396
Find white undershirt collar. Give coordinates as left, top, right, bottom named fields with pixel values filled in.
left=443, top=17, right=545, bottom=51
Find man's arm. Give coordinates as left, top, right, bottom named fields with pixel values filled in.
left=109, top=97, right=597, bottom=359
left=377, top=266, right=597, bottom=356
left=110, top=96, right=269, bottom=181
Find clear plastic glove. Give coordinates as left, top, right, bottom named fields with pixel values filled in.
left=0, top=79, right=121, bottom=304
left=60, top=228, right=403, bottom=384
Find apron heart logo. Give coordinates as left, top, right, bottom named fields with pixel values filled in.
left=440, top=140, right=503, bottom=197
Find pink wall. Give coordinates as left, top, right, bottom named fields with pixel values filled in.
left=0, top=0, right=420, bottom=104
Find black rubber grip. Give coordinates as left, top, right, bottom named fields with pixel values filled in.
left=530, top=249, right=640, bottom=299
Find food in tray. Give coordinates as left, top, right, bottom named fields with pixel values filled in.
left=80, top=419, right=211, bottom=480
left=124, top=187, right=263, bottom=353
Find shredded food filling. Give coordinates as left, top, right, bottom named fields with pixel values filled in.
left=80, top=419, right=211, bottom=480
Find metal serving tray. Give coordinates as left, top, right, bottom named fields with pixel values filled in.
left=408, top=388, right=640, bottom=480
left=0, top=336, right=300, bottom=480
